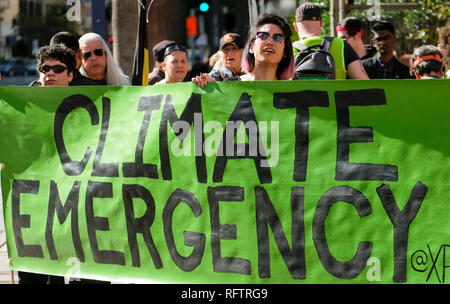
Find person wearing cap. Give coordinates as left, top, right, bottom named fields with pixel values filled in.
left=209, top=33, right=244, bottom=81
left=192, top=33, right=244, bottom=87
left=336, top=17, right=377, bottom=60
left=155, top=44, right=190, bottom=85
left=292, top=2, right=368, bottom=80
left=410, top=45, right=445, bottom=79
left=148, top=40, right=176, bottom=85
left=362, top=21, right=414, bottom=79
left=29, top=31, right=97, bottom=86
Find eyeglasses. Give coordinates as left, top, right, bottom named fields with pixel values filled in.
left=39, top=64, right=68, bottom=74
left=164, top=44, right=188, bottom=58
left=255, top=32, right=286, bottom=44
left=82, top=48, right=105, bottom=60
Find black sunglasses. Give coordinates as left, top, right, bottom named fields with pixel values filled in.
left=164, top=44, right=188, bottom=58
left=82, top=48, right=105, bottom=60
left=39, top=64, right=68, bottom=74
left=255, top=31, right=286, bottom=44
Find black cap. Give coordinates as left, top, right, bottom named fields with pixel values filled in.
left=295, top=3, right=322, bottom=22
left=163, top=44, right=188, bottom=59
left=219, top=33, right=244, bottom=50
left=50, top=31, right=80, bottom=52
left=153, top=40, right=176, bottom=63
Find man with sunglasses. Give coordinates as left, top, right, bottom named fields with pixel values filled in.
left=79, top=33, right=130, bottom=86
left=155, top=44, right=190, bottom=85
left=362, top=21, right=414, bottom=79
left=292, top=2, right=368, bottom=80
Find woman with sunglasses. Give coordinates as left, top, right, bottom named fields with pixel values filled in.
left=193, top=14, right=294, bottom=87
left=36, top=44, right=76, bottom=87
left=237, top=14, right=294, bottom=81
left=79, top=33, right=130, bottom=86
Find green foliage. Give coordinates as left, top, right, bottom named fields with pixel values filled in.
left=348, top=0, right=449, bottom=52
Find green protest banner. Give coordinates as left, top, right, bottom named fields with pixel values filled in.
left=0, top=80, right=449, bottom=284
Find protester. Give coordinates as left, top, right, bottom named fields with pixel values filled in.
left=209, top=33, right=244, bottom=81
left=29, top=31, right=97, bottom=86
left=35, top=44, right=76, bottom=87
left=154, top=44, right=190, bottom=85
left=18, top=44, right=77, bottom=283
left=336, top=17, right=377, bottom=60
left=79, top=32, right=130, bottom=85
left=192, top=32, right=245, bottom=86
left=236, top=14, right=294, bottom=81
left=292, top=3, right=368, bottom=80
left=193, top=14, right=294, bottom=87
left=148, top=40, right=175, bottom=85
left=438, top=25, right=450, bottom=78
left=362, top=20, right=414, bottom=79
left=410, top=45, right=445, bottom=79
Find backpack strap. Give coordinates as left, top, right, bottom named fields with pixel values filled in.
left=293, top=40, right=310, bottom=52
left=321, top=37, right=334, bottom=52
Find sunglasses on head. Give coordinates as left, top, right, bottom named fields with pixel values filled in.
left=39, top=64, right=67, bottom=74
left=82, top=48, right=104, bottom=60
left=255, top=31, right=286, bottom=44
left=164, top=44, right=188, bottom=58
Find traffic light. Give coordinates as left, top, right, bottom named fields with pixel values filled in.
left=199, top=2, right=210, bottom=13
left=186, top=0, right=211, bottom=14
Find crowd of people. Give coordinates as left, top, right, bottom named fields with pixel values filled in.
left=1, top=3, right=448, bottom=87
left=0, top=2, right=448, bottom=284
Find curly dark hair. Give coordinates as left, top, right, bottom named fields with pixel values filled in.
left=242, top=14, right=294, bottom=80
left=35, top=44, right=76, bottom=74
left=438, top=24, right=450, bottom=69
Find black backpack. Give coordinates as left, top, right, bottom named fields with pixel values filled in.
left=293, top=37, right=336, bottom=80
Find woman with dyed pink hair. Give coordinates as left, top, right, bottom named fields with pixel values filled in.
left=193, top=13, right=294, bottom=87
left=236, top=14, right=294, bottom=81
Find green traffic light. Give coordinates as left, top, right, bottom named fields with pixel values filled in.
left=199, top=2, right=210, bottom=12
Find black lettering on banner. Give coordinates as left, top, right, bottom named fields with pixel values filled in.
left=376, top=182, right=428, bottom=283
left=122, top=184, right=162, bottom=268
left=12, top=180, right=44, bottom=258
left=255, top=186, right=306, bottom=279
left=85, top=181, right=125, bottom=265
left=313, top=186, right=373, bottom=279
left=213, top=93, right=271, bottom=184
left=46, top=180, right=84, bottom=262
left=207, top=186, right=251, bottom=275
left=159, top=93, right=206, bottom=183
left=91, top=97, right=119, bottom=177
left=163, top=189, right=205, bottom=272
left=335, top=89, right=398, bottom=181
left=54, top=94, right=99, bottom=176
left=123, top=95, right=163, bottom=178
left=273, top=91, right=330, bottom=181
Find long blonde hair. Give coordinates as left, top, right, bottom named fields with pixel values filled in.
left=79, top=33, right=129, bottom=85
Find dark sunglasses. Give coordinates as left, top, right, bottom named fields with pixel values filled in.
left=164, top=44, right=188, bottom=58
left=255, top=31, right=286, bottom=44
left=82, top=48, right=104, bottom=60
left=39, top=64, right=67, bottom=74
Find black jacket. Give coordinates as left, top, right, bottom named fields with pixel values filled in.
left=362, top=55, right=414, bottom=79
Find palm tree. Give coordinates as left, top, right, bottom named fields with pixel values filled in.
left=112, top=0, right=187, bottom=77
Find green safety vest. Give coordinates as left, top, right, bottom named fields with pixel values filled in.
left=293, top=35, right=347, bottom=80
